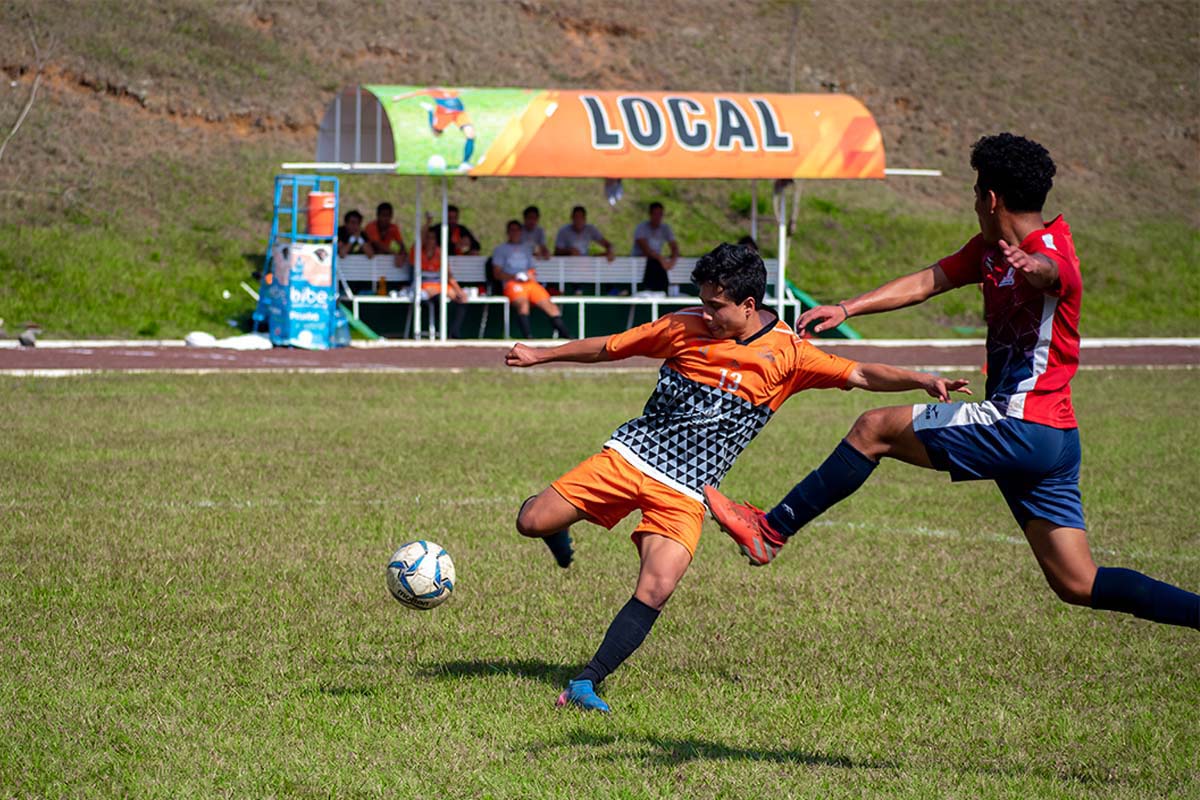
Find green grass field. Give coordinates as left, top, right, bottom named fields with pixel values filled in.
left=2, top=369, right=1198, bottom=798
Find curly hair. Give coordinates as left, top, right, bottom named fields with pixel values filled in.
left=691, top=243, right=766, bottom=307
left=970, top=133, right=1056, bottom=213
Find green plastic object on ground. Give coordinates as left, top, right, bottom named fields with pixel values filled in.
left=338, top=304, right=380, bottom=340
left=785, top=279, right=861, bottom=339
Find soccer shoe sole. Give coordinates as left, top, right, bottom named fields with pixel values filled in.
left=703, top=485, right=778, bottom=567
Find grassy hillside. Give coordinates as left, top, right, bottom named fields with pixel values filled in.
left=1, top=1, right=1197, bottom=338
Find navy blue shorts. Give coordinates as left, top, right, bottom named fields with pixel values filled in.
left=912, top=401, right=1085, bottom=530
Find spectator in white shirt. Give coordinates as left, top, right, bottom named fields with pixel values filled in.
left=554, top=206, right=614, bottom=261
left=520, top=205, right=550, bottom=259
left=493, top=220, right=571, bottom=339
left=631, top=202, right=679, bottom=292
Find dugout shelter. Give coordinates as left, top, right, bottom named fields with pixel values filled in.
left=283, top=85, right=932, bottom=341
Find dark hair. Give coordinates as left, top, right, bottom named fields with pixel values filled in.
left=523, top=205, right=539, bottom=217
left=344, top=209, right=363, bottom=223
left=736, top=235, right=758, bottom=252
left=649, top=201, right=664, bottom=213
left=447, top=204, right=459, bottom=214
left=970, top=133, right=1056, bottom=213
left=506, top=219, right=522, bottom=231
left=691, top=243, right=766, bottom=307
left=571, top=205, right=586, bottom=217
left=376, top=202, right=393, bottom=215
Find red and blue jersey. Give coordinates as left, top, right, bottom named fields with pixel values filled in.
left=938, top=216, right=1082, bottom=429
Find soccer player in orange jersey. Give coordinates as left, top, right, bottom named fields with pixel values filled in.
left=505, top=243, right=971, bottom=712
left=393, top=87, right=477, bottom=171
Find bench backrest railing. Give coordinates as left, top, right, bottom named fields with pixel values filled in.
left=338, top=254, right=785, bottom=296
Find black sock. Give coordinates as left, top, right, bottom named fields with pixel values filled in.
left=543, top=529, right=573, bottom=568
left=550, top=315, right=572, bottom=339
left=448, top=302, right=467, bottom=338
left=1092, top=567, right=1200, bottom=629
left=765, top=439, right=878, bottom=537
left=516, top=313, right=532, bottom=338
left=576, top=596, right=660, bottom=685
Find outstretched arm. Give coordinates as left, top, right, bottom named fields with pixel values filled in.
left=846, top=362, right=971, bottom=402
left=505, top=337, right=612, bottom=368
left=799, top=264, right=957, bottom=336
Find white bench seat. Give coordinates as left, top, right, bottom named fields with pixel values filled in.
left=336, top=254, right=799, bottom=339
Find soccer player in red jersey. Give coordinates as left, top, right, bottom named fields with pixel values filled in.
left=704, top=133, right=1199, bottom=630
left=505, top=243, right=971, bottom=711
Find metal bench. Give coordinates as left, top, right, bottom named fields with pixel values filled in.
left=337, top=254, right=798, bottom=339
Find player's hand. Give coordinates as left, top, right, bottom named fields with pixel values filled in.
left=997, top=239, right=1040, bottom=273
left=921, top=374, right=972, bottom=402
left=505, top=343, right=540, bottom=368
left=604, top=249, right=615, bottom=262
left=797, top=304, right=846, bottom=337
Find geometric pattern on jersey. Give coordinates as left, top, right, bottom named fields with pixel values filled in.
left=606, top=365, right=773, bottom=501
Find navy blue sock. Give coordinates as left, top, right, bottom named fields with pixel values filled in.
left=1091, top=567, right=1200, bottom=629
left=766, top=439, right=878, bottom=537
left=576, top=597, right=660, bottom=685
left=543, top=529, right=573, bottom=568
left=463, top=137, right=475, bottom=163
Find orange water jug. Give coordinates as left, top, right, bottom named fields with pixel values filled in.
left=306, top=192, right=336, bottom=236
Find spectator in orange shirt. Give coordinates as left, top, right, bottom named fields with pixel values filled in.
left=363, top=202, right=407, bottom=266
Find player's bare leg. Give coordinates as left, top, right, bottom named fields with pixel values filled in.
left=516, top=486, right=587, bottom=568
left=560, top=533, right=692, bottom=712
left=632, top=532, right=692, bottom=610
left=844, top=405, right=934, bottom=467
left=1023, top=519, right=1098, bottom=605
left=1024, top=519, right=1198, bottom=627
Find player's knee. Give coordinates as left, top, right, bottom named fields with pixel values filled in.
left=1045, top=571, right=1093, bottom=606
left=635, top=577, right=677, bottom=610
left=515, top=496, right=544, bottom=538
left=849, top=409, right=891, bottom=450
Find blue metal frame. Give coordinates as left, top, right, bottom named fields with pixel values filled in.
left=254, top=174, right=342, bottom=344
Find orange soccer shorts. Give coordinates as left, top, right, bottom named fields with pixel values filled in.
left=551, top=447, right=707, bottom=556
left=503, top=278, right=550, bottom=305
left=433, top=108, right=471, bottom=132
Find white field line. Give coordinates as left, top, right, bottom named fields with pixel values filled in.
left=2, top=337, right=1198, bottom=350
left=2, top=494, right=1194, bottom=564
left=806, top=520, right=1198, bottom=564
left=2, top=364, right=1196, bottom=378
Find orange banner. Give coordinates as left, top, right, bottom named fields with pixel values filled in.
left=473, top=90, right=884, bottom=179
left=365, top=86, right=884, bottom=180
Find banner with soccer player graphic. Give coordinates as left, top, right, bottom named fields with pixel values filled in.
left=318, top=86, right=885, bottom=180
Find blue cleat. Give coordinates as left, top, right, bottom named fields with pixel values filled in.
left=555, top=679, right=610, bottom=713
left=543, top=529, right=574, bottom=569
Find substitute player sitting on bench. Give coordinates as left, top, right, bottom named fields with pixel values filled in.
left=492, top=219, right=571, bottom=339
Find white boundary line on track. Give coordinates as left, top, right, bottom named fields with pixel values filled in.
left=1, top=364, right=1197, bottom=378
left=2, top=337, right=1198, bottom=350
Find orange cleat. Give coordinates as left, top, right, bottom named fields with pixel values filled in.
left=703, top=485, right=787, bottom=566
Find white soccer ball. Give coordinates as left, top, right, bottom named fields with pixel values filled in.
left=426, top=154, right=447, bottom=172
left=386, top=540, right=455, bottom=610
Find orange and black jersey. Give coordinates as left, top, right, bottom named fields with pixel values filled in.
left=602, top=309, right=857, bottom=501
